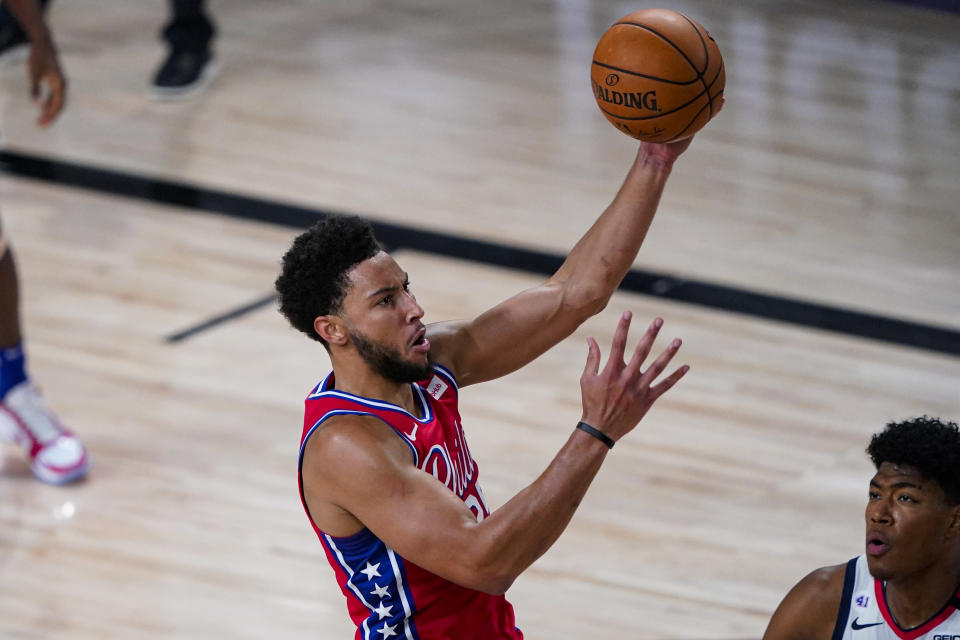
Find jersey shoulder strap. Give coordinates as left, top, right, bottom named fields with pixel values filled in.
left=831, top=557, right=860, bottom=640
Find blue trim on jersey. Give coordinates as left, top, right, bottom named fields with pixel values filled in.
left=831, top=557, right=858, bottom=640
left=309, top=374, right=434, bottom=423
left=431, top=364, right=458, bottom=393
left=300, top=410, right=419, bottom=466
left=386, top=548, right=420, bottom=640
left=321, top=532, right=376, bottom=640
left=322, top=529, right=421, bottom=640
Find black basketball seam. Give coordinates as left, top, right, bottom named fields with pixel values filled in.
left=662, top=77, right=723, bottom=143
left=613, top=20, right=706, bottom=85
left=662, top=98, right=714, bottom=143
left=678, top=14, right=709, bottom=75
left=591, top=59, right=699, bottom=86
left=596, top=83, right=711, bottom=121
left=677, top=14, right=714, bottom=118
left=658, top=87, right=722, bottom=142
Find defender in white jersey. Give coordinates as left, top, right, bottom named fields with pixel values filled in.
left=764, top=417, right=960, bottom=640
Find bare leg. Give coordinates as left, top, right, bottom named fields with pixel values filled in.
left=0, top=234, right=23, bottom=349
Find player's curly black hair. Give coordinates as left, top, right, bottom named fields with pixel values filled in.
left=867, top=416, right=960, bottom=504
left=275, top=215, right=382, bottom=346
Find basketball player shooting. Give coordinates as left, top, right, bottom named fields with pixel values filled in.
left=763, top=417, right=960, bottom=640
left=275, top=137, right=695, bottom=638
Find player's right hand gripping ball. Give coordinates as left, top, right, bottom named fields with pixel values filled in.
left=591, top=8, right=725, bottom=142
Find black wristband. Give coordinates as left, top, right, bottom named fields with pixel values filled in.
left=576, top=421, right=615, bottom=449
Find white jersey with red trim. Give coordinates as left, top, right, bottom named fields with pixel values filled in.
left=833, top=555, right=960, bottom=640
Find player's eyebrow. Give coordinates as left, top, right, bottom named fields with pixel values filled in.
left=367, top=274, right=409, bottom=300
left=367, top=284, right=399, bottom=299
left=870, top=479, right=923, bottom=490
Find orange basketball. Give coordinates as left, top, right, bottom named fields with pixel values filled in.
left=591, top=9, right=725, bottom=142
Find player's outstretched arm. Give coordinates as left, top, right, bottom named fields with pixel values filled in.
left=2, top=0, right=66, bottom=126
left=762, top=565, right=845, bottom=640
left=427, top=138, right=692, bottom=388
left=302, top=314, right=687, bottom=594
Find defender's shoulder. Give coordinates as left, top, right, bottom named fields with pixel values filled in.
left=763, top=563, right=847, bottom=640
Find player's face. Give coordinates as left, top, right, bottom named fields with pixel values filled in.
left=339, top=252, right=432, bottom=383
left=864, top=462, right=960, bottom=581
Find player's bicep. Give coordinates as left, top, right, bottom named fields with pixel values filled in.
left=428, top=282, right=580, bottom=387
left=303, top=417, right=492, bottom=589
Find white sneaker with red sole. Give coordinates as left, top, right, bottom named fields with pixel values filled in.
left=0, top=381, right=90, bottom=484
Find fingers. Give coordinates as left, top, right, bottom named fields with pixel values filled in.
left=582, top=337, right=600, bottom=378
left=605, top=311, right=632, bottom=372
left=624, top=317, right=662, bottom=375
left=639, top=337, right=682, bottom=387
left=35, top=71, right=65, bottom=127
left=648, top=363, right=690, bottom=400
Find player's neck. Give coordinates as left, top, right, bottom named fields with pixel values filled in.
left=330, top=358, right=419, bottom=415
left=884, top=556, right=960, bottom=628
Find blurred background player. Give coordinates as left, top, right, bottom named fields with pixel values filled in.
left=763, top=416, right=960, bottom=639
left=0, top=0, right=89, bottom=483
left=0, top=0, right=218, bottom=99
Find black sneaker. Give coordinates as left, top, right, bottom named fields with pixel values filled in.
left=0, top=21, right=29, bottom=68
left=149, top=48, right=221, bottom=100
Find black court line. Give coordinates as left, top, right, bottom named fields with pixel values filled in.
left=2, top=149, right=959, bottom=357
left=165, top=293, right=277, bottom=343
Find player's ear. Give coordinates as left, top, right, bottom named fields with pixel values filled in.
left=315, top=315, right=348, bottom=346
left=945, top=501, right=960, bottom=540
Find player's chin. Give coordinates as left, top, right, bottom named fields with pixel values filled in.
left=865, top=554, right=897, bottom=581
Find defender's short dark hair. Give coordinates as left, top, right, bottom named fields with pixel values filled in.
left=275, top=215, right=381, bottom=344
left=867, top=416, right=960, bottom=504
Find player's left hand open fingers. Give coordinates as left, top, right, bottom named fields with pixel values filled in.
left=581, top=337, right=601, bottom=380
left=648, top=363, right=690, bottom=401
left=604, top=311, right=632, bottom=373
left=625, top=317, right=662, bottom=376
left=638, top=338, right=682, bottom=388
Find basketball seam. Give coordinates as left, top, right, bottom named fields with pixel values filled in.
left=678, top=14, right=714, bottom=119
left=591, top=59, right=699, bottom=86
left=613, top=19, right=706, bottom=86
left=662, top=68, right=724, bottom=142
left=596, top=82, right=712, bottom=121
left=662, top=98, right=714, bottom=143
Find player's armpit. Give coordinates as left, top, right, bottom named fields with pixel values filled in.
left=301, top=414, right=510, bottom=594
left=762, top=564, right=846, bottom=640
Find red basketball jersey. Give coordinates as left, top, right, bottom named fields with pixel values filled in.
left=298, top=364, right=523, bottom=640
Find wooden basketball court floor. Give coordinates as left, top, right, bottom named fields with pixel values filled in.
left=0, top=0, right=958, bottom=637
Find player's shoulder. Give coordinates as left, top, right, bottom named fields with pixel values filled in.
left=302, top=412, right=413, bottom=474
left=763, top=563, right=847, bottom=640
left=787, top=562, right=847, bottom=617
left=799, top=562, right=847, bottom=593
left=305, top=411, right=394, bottom=451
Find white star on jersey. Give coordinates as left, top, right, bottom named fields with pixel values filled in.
left=370, top=583, right=391, bottom=599
left=373, top=601, right=394, bottom=620
left=377, top=622, right=398, bottom=638
left=360, top=562, right=381, bottom=581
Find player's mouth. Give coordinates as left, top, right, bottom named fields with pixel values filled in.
left=410, top=327, right=430, bottom=354
left=866, top=530, right=890, bottom=556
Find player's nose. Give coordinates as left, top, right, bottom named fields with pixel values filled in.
left=404, top=292, right=424, bottom=321
left=867, top=500, right=892, bottom=524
